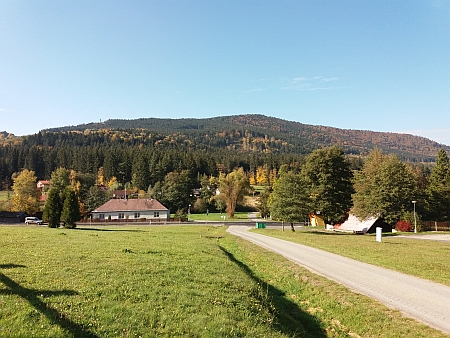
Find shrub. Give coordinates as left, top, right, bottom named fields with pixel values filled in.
left=193, top=198, right=207, bottom=213
left=396, top=220, right=412, bottom=232
left=401, top=211, right=423, bottom=232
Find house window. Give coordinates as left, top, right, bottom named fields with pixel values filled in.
left=134, top=212, right=140, bottom=219
left=118, top=213, right=124, bottom=219
left=154, top=212, right=159, bottom=218
left=99, top=214, right=105, bottom=220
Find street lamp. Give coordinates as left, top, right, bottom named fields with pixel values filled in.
left=412, top=201, right=417, bottom=233
left=188, top=204, right=191, bottom=221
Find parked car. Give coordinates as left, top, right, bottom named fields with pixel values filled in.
left=25, top=217, right=44, bottom=225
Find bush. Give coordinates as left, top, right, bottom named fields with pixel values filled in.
left=396, top=220, right=412, bottom=232
left=193, top=198, right=207, bottom=213
left=401, top=211, right=423, bottom=232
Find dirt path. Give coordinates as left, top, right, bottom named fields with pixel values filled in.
left=227, top=226, right=450, bottom=334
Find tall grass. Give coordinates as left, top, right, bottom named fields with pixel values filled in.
left=0, top=225, right=447, bottom=337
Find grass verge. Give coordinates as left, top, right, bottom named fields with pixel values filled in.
left=189, top=211, right=254, bottom=222
left=252, top=228, right=450, bottom=287
left=0, top=225, right=447, bottom=337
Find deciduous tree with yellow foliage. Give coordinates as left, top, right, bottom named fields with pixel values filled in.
left=12, top=169, right=40, bottom=214
left=218, top=168, right=250, bottom=218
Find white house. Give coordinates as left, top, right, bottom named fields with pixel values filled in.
left=91, top=199, right=169, bottom=221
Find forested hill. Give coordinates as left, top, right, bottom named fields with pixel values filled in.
left=44, top=114, right=448, bottom=161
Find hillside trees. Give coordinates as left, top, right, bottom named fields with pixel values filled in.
left=301, top=146, right=354, bottom=224
left=352, top=149, right=417, bottom=225
left=84, top=186, right=111, bottom=213
left=11, top=169, right=40, bottom=214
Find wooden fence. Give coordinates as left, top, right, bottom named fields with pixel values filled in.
left=422, top=221, right=450, bottom=232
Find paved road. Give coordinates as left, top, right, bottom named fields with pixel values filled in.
left=227, top=226, right=450, bottom=335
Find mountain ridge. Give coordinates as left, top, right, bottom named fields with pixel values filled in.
left=42, top=114, right=448, bottom=160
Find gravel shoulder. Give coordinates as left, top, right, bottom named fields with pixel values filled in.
left=396, top=234, right=450, bottom=242
left=227, top=225, right=450, bottom=335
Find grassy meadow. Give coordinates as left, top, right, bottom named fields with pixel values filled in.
left=253, top=228, right=450, bottom=287
left=0, top=225, right=448, bottom=338
left=188, top=211, right=254, bottom=222
left=0, top=191, right=9, bottom=201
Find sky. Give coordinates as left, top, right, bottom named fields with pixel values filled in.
left=1, top=1, right=449, bottom=145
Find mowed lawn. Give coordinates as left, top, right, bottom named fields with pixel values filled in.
left=0, top=226, right=447, bottom=338
left=0, top=191, right=10, bottom=202
left=253, top=228, right=450, bottom=287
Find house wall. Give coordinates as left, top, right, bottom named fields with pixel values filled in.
left=92, top=210, right=169, bottom=220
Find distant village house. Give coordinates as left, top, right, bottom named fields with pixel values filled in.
left=91, top=199, right=169, bottom=221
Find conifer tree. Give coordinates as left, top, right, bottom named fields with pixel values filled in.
left=43, top=188, right=62, bottom=228
left=61, top=188, right=81, bottom=228
left=426, top=149, right=450, bottom=221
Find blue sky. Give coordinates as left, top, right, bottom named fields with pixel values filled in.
left=1, top=1, right=449, bottom=145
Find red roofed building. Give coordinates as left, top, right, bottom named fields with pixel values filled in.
left=37, top=180, right=50, bottom=191
left=91, top=199, right=169, bottom=221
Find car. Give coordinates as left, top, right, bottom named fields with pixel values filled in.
left=25, top=216, right=44, bottom=225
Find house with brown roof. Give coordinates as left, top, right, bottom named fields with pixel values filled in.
left=91, top=199, right=169, bottom=221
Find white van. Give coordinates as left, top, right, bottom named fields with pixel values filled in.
left=25, top=217, right=44, bottom=225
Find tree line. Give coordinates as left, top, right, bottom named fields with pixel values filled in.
left=5, top=143, right=450, bottom=231
left=0, top=130, right=309, bottom=191
left=269, top=147, right=450, bottom=230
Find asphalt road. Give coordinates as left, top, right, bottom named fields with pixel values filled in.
left=227, top=225, right=450, bottom=335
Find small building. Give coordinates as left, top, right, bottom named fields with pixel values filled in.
left=37, top=180, right=50, bottom=191
left=91, top=199, right=169, bottom=221
left=0, top=211, right=29, bottom=224
left=112, top=190, right=138, bottom=199
left=310, top=214, right=325, bottom=227
left=334, top=214, right=392, bottom=234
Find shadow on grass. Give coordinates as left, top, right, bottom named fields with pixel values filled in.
left=74, top=227, right=147, bottom=233
left=0, top=264, right=98, bottom=338
left=219, top=246, right=326, bottom=337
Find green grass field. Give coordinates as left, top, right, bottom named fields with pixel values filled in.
left=253, top=228, right=450, bottom=287
left=0, top=191, right=10, bottom=202
left=189, top=211, right=255, bottom=222
left=0, top=225, right=447, bottom=337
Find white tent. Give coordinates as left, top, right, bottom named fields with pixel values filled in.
left=335, top=214, right=382, bottom=234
